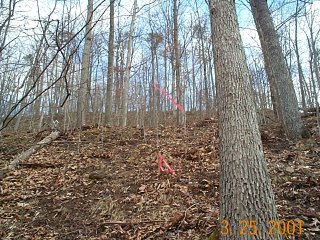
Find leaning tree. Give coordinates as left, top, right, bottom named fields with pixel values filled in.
left=209, top=0, right=281, bottom=239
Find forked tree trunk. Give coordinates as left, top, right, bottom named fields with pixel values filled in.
left=209, top=1, right=281, bottom=239
left=250, top=0, right=304, bottom=140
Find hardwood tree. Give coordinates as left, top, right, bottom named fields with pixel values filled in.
left=105, top=0, right=115, bottom=126
left=114, top=27, right=125, bottom=125
left=194, top=22, right=211, bottom=117
left=304, top=6, right=320, bottom=93
left=0, top=0, right=16, bottom=58
left=120, top=0, right=138, bottom=126
left=1, top=0, right=318, bottom=132
left=173, top=0, right=185, bottom=126
left=148, top=32, right=163, bottom=127
left=195, top=0, right=212, bottom=117
left=294, top=0, right=307, bottom=113
left=77, top=0, right=94, bottom=127
left=209, top=0, right=281, bottom=239
left=0, top=0, right=18, bottom=126
left=250, top=0, right=305, bottom=140
left=304, top=5, right=320, bottom=134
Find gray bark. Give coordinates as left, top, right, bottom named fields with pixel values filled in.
left=250, top=0, right=304, bottom=140
left=105, top=0, right=115, bottom=126
left=210, top=0, right=281, bottom=239
left=173, top=0, right=185, bottom=126
left=294, top=0, right=306, bottom=111
left=77, top=0, right=94, bottom=127
left=120, top=0, right=137, bottom=126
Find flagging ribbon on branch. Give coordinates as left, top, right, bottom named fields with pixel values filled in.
left=153, top=82, right=178, bottom=175
left=153, top=82, right=184, bottom=111
left=157, top=152, right=175, bottom=175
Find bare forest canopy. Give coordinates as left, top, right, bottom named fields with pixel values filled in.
left=0, top=0, right=319, bottom=131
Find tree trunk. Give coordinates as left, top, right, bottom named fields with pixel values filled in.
left=294, top=1, right=306, bottom=112
left=201, top=40, right=210, bottom=117
left=191, top=44, right=196, bottom=112
left=105, top=0, right=115, bottom=126
left=173, top=0, right=184, bottom=126
left=163, top=34, right=168, bottom=120
left=151, top=37, right=156, bottom=127
left=209, top=1, right=281, bottom=239
left=120, top=0, right=137, bottom=127
left=77, top=0, right=93, bottom=127
left=114, top=30, right=123, bottom=125
left=250, top=0, right=304, bottom=140
left=308, top=44, right=320, bottom=135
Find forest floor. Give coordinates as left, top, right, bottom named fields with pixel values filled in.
left=0, top=116, right=319, bottom=240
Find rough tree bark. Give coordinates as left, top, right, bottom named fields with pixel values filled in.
left=250, top=0, right=304, bottom=140
left=209, top=0, right=281, bottom=239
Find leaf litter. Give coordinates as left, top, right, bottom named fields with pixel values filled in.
left=0, top=117, right=319, bottom=239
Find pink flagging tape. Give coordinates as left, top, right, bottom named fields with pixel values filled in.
left=153, top=82, right=184, bottom=111
left=157, top=152, right=175, bottom=175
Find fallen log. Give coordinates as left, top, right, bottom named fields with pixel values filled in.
left=0, top=131, right=60, bottom=179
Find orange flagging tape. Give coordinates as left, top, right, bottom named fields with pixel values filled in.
left=153, top=82, right=184, bottom=111
left=157, top=152, right=175, bottom=175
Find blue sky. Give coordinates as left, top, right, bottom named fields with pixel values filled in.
left=8, top=0, right=320, bottom=84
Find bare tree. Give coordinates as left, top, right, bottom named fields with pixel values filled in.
left=120, top=0, right=138, bottom=126
left=0, top=0, right=16, bottom=58
left=77, top=0, right=94, bottom=127
left=105, top=0, right=115, bottom=126
left=173, top=0, right=184, bottom=126
left=294, top=0, right=307, bottom=112
left=250, top=0, right=305, bottom=140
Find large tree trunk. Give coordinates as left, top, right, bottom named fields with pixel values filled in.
left=77, top=0, right=93, bottom=127
left=250, top=0, right=304, bottom=140
left=105, top=0, right=115, bottom=126
left=209, top=1, right=281, bottom=239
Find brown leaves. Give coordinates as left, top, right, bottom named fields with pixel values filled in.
left=0, top=116, right=319, bottom=239
left=165, top=212, right=184, bottom=228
